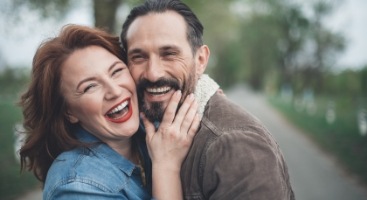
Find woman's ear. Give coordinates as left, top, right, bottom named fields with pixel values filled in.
left=195, top=45, right=210, bottom=76
left=66, top=111, right=79, bottom=124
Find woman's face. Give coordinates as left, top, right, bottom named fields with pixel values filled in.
left=60, top=45, right=139, bottom=145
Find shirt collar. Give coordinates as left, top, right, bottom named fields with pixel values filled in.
left=75, top=126, right=137, bottom=176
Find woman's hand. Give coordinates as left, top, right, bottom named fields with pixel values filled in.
left=142, top=90, right=200, bottom=200
left=142, top=90, right=200, bottom=172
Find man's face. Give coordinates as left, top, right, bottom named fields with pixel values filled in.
left=125, top=11, right=205, bottom=122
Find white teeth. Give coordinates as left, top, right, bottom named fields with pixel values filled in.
left=109, top=101, right=128, bottom=115
left=146, top=86, right=171, bottom=93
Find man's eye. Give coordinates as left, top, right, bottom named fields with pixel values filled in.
left=131, top=55, right=144, bottom=62
left=163, top=51, right=177, bottom=57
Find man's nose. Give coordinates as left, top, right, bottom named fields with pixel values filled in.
left=145, top=56, right=164, bottom=82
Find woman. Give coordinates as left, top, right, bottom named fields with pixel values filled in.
left=19, top=24, right=200, bottom=199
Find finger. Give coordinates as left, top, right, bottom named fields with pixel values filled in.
left=187, top=114, right=201, bottom=140
left=179, top=99, right=198, bottom=134
left=160, top=90, right=182, bottom=129
left=141, top=112, right=155, bottom=142
left=172, top=93, right=194, bottom=128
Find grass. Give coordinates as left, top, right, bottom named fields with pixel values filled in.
left=0, top=97, right=39, bottom=200
left=268, top=95, right=367, bottom=186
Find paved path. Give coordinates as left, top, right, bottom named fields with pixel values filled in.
left=226, top=84, right=367, bottom=200
left=18, top=84, right=367, bottom=200
left=16, top=189, right=42, bottom=200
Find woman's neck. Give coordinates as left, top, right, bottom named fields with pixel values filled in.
left=108, top=138, right=135, bottom=161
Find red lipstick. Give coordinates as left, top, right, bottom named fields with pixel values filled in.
left=105, top=98, right=133, bottom=123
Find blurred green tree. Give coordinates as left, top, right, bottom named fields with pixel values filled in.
left=3, top=0, right=348, bottom=95
left=361, top=66, right=367, bottom=96
left=0, top=67, right=30, bottom=97
left=298, top=1, right=345, bottom=93
left=230, top=0, right=345, bottom=93
left=8, top=0, right=143, bottom=33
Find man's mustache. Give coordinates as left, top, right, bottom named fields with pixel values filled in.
left=136, top=78, right=181, bottom=93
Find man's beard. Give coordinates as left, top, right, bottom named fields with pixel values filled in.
left=137, top=69, right=197, bottom=123
left=137, top=77, right=180, bottom=123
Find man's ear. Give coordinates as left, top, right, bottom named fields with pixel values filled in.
left=195, top=45, right=210, bottom=76
left=66, top=111, right=79, bottom=124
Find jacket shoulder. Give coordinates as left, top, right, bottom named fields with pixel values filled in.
left=44, top=147, right=126, bottom=194
left=202, top=92, right=269, bottom=136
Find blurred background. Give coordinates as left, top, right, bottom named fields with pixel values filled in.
left=0, top=0, right=366, bottom=199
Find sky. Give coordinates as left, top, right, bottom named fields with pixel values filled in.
left=324, top=0, right=367, bottom=69
left=0, top=0, right=93, bottom=68
left=0, top=0, right=366, bottom=70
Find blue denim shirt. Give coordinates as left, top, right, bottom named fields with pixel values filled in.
left=43, top=126, right=152, bottom=200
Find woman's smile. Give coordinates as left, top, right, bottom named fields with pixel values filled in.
left=105, top=98, right=133, bottom=123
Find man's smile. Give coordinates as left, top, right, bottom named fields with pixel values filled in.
left=146, top=86, right=172, bottom=95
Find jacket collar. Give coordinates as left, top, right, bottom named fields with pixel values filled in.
left=194, top=74, right=220, bottom=116
left=75, top=126, right=137, bottom=176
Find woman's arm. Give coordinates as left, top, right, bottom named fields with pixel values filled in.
left=46, top=182, right=129, bottom=200
left=142, top=90, right=200, bottom=200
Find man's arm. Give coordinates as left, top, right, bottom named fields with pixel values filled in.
left=202, top=129, right=293, bottom=200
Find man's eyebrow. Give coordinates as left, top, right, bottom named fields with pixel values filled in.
left=128, top=45, right=181, bottom=56
left=128, top=48, right=144, bottom=56
left=160, top=45, right=181, bottom=52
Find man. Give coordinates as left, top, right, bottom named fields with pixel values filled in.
left=121, top=0, right=295, bottom=199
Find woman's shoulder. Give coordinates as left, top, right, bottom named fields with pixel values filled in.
left=44, top=146, right=128, bottom=196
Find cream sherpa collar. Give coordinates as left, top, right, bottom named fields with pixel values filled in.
left=194, top=74, right=220, bottom=116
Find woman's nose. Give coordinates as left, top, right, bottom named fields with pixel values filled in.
left=104, top=80, right=122, bottom=100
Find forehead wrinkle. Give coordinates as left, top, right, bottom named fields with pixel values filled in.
left=127, top=11, right=189, bottom=48
left=159, top=45, right=181, bottom=53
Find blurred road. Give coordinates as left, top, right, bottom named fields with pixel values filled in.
left=18, top=84, right=367, bottom=200
left=16, top=189, right=42, bottom=200
left=226, top=84, right=367, bottom=200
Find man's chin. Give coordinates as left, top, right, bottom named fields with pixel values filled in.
left=142, top=102, right=165, bottom=123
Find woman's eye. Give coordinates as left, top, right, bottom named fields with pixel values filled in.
left=83, top=84, right=96, bottom=93
left=112, top=68, right=123, bottom=76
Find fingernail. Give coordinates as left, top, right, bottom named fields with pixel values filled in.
left=176, top=90, right=182, bottom=96
left=140, top=112, right=145, bottom=119
left=190, top=93, right=195, bottom=100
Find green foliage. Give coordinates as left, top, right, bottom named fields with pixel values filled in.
left=0, top=67, right=30, bottom=99
left=0, top=99, right=39, bottom=200
left=226, top=0, right=346, bottom=92
left=0, top=68, right=39, bottom=199
left=4, top=0, right=349, bottom=94
left=324, top=68, right=366, bottom=97
left=239, top=14, right=281, bottom=90
left=211, top=40, right=244, bottom=89
left=269, top=94, right=367, bottom=185
left=360, top=66, right=367, bottom=95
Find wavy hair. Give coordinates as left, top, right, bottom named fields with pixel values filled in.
left=19, top=24, right=125, bottom=182
left=120, top=0, right=204, bottom=54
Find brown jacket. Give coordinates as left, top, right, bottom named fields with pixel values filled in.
left=181, top=92, right=295, bottom=200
